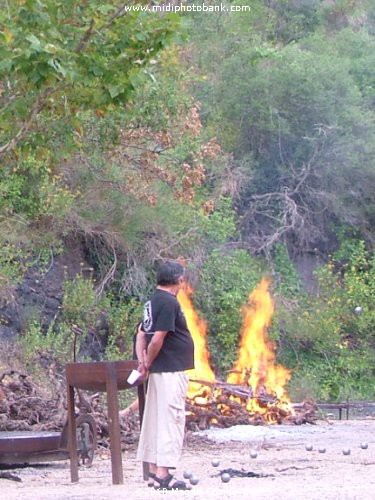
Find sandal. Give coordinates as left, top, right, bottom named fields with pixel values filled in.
left=154, top=473, right=191, bottom=490
left=147, top=472, right=156, bottom=487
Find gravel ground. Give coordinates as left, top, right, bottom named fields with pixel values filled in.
left=1, top=419, right=375, bottom=500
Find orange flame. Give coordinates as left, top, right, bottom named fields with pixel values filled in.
left=178, top=278, right=292, bottom=421
left=227, top=278, right=292, bottom=413
left=177, top=284, right=215, bottom=398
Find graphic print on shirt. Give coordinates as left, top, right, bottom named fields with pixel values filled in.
left=143, top=300, right=153, bottom=332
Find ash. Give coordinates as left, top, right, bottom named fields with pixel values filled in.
left=194, top=422, right=336, bottom=444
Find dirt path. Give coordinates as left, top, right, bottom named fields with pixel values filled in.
left=1, top=420, right=374, bottom=499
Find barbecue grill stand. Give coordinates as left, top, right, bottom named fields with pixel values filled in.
left=65, top=360, right=145, bottom=485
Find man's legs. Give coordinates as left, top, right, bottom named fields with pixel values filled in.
left=137, top=371, right=188, bottom=480
left=137, top=373, right=157, bottom=467
left=154, top=371, right=188, bottom=479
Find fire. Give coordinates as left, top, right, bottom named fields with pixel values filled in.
left=227, top=278, right=292, bottom=415
left=177, top=284, right=215, bottom=399
left=178, top=277, right=293, bottom=423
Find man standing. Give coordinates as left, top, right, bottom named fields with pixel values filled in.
left=136, top=261, right=194, bottom=491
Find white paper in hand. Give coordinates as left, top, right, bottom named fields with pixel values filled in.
left=127, top=369, right=141, bottom=385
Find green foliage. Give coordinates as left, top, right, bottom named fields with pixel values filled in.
left=0, top=0, right=180, bottom=241
left=288, top=348, right=375, bottom=402
left=62, top=274, right=97, bottom=324
left=126, top=45, right=192, bottom=130
left=267, top=0, right=322, bottom=43
left=0, top=0, right=179, bottom=132
left=59, top=275, right=143, bottom=361
left=200, top=197, right=238, bottom=246
left=61, top=275, right=100, bottom=336
left=195, top=249, right=263, bottom=374
left=187, top=2, right=375, bottom=254
left=0, top=155, right=75, bottom=218
left=1, top=0, right=237, bottom=285
left=20, top=272, right=144, bottom=366
left=272, top=243, right=300, bottom=297
left=277, top=240, right=375, bottom=401
left=0, top=243, right=28, bottom=288
left=20, top=275, right=98, bottom=365
left=20, top=319, right=73, bottom=365
left=104, top=297, right=143, bottom=360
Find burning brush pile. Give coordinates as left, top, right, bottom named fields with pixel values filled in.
left=178, top=279, right=317, bottom=430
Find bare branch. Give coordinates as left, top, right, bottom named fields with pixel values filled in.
left=75, top=19, right=95, bottom=53
left=102, top=4, right=130, bottom=30
left=95, top=244, right=117, bottom=298
left=157, top=227, right=197, bottom=258
left=241, top=188, right=304, bottom=254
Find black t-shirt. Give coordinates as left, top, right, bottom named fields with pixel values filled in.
left=142, top=289, right=195, bottom=373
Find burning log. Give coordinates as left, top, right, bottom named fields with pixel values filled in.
left=186, top=378, right=318, bottom=429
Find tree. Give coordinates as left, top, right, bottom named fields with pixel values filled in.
left=187, top=4, right=375, bottom=256
left=0, top=1, right=178, bottom=159
left=0, top=3, right=228, bottom=298
left=0, top=1, right=185, bottom=299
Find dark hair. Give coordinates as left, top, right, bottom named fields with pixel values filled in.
left=156, top=261, right=185, bottom=286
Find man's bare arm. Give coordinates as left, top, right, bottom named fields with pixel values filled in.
left=135, top=325, right=148, bottom=378
left=135, top=325, right=146, bottom=363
